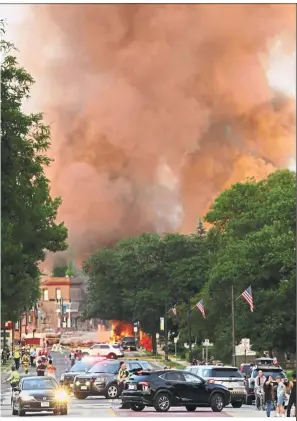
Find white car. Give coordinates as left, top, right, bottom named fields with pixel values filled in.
left=82, top=343, right=124, bottom=359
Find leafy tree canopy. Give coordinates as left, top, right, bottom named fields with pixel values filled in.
left=1, top=25, right=68, bottom=321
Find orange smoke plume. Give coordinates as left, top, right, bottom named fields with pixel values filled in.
left=9, top=4, right=296, bottom=264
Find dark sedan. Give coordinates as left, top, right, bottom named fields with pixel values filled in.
left=122, top=370, right=231, bottom=412
left=12, top=376, right=68, bottom=416
left=73, top=359, right=153, bottom=400
left=60, top=357, right=104, bottom=391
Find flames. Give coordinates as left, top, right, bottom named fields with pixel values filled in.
left=111, top=320, right=135, bottom=342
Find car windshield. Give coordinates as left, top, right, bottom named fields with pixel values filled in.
left=112, top=344, right=120, bottom=348
left=88, top=363, right=119, bottom=374
left=213, top=368, right=243, bottom=378
left=22, top=378, right=57, bottom=390
left=70, top=362, right=94, bottom=372
left=122, top=337, right=134, bottom=341
left=252, top=370, right=285, bottom=379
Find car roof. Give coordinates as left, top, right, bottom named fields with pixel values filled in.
left=187, top=365, right=238, bottom=370
left=253, top=365, right=283, bottom=370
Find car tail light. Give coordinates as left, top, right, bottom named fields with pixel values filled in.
left=139, top=381, right=150, bottom=391
left=208, top=379, right=215, bottom=384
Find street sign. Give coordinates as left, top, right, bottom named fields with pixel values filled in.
left=204, top=339, right=209, bottom=345
left=133, top=327, right=138, bottom=333
left=241, top=338, right=250, bottom=350
left=202, top=341, right=213, bottom=347
left=156, top=333, right=160, bottom=339
left=160, top=317, right=164, bottom=331
left=174, top=337, right=178, bottom=344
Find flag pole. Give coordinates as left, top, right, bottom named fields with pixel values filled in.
left=231, top=284, right=236, bottom=367
left=188, top=299, right=192, bottom=363
left=164, top=297, right=169, bottom=361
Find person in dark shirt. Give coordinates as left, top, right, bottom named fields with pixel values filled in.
left=264, top=376, right=275, bottom=417
left=36, top=359, right=46, bottom=376
left=287, top=373, right=296, bottom=417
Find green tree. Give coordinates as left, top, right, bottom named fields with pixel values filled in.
left=1, top=26, right=68, bottom=321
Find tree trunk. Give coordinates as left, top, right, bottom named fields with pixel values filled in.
left=152, top=332, right=157, bottom=355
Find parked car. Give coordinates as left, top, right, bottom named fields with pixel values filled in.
left=12, top=376, right=68, bottom=416
left=122, top=369, right=231, bottom=412
left=81, top=343, right=124, bottom=359
left=60, top=357, right=104, bottom=391
left=121, top=337, right=137, bottom=351
left=186, top=365, right=246, bottom=408
left=73, top=359, right=153, bottom=399
left=245, top=364, right=287, bottom=405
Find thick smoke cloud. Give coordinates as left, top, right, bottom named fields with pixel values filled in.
left=14, top=4, right=296, bottom=265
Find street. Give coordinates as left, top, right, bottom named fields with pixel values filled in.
left=1, top=351, right=268, bottom=418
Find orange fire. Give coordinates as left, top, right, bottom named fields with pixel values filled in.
left=111, top=320, right=135, bottom=342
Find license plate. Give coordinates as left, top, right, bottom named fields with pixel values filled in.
left=70, top=384, right=73, bottom=387
left=80, top=386, right=87, bottom=390
left=128, top=384, right=136, bottom=390
left=41, top=402, right=50, bottom=407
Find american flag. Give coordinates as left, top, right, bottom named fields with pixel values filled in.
left=195, top=300, right=206, bottom=319
left=241, top=286, right=254, bottom=312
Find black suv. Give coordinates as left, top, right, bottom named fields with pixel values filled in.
left=73, top=359, right=153, bottom=399
left=121, top=337, right=137, bottom=351
left=122, top=369, right=231, bottom=412
left=60, top=358, right=103, bottom=392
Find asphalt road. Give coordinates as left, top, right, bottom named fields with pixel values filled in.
left=1, top=351, right=267, bottom=418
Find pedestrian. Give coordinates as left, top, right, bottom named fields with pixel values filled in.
left=30, top=347, right=36, bottom=367
left=77, top=350, right=82, bottom=361
left=117, top=361, right=130, bottom=409
left=275, top=375, right=286, bottom=417
left=264, top=376, right=275, bottom=417
left=36, top=359, right=46, bottom=376
left=255, top=370, right=266, bottom=410
left=69, top=350, right=76, bottom=367
left=286, top=373, right=296, bottom=417
left=13, top=346, right=20, bottom=371
left=47, top=359, right=57, bottom=378
left=21, top=352, right=30, bottom=374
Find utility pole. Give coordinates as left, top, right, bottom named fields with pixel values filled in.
left=164, top=298, right=169, bottom=361
left=231, top=284, right=236, bottom=367
left=188, top=299, right=192, bottom=362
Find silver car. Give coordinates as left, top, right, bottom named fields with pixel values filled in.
left=185, top=365, right=246, bottom=408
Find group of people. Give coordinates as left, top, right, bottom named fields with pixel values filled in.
left=255, top=370, right=296, bottom=417
left=69, top=349, right=83, bottom=367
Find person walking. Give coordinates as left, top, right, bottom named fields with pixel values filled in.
left=255, top=370, right=266, bottom=410
left=117, top=362, right=130, bottom=409
left=276, top=375, right=286, bottom=417
left=264, top=375, right=275, bottom=417
left=29, top=347, right=36, bottom=367
left=21, top=352, right=30, bottom=375
left=286, top=373, right=296, bottom=417
left=69, top=350, right=76, bottom=367
left=36, top=359, right=46, bottom=377
left=13, top=346, right=20, bottom=371
left=47, top=360, right=57, bottom=378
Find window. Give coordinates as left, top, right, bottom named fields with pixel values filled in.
left=184, top=373, right=202, bottom=383
left=100, top=345, right=110, bottom=349
left=130, top=363, right=142, bottom=371
left=56, top=289, right=61, bottom=300
left=163, top=372, right=185, bottom=381
left=213, top=368, right=242, bottom=378
left=197, top=368, right=212, bottom=378
left=89, top=363, right=119, bottom=374
left=43, top=289, right=49, bottom=301
left=22, top=378, right=57, bottom=390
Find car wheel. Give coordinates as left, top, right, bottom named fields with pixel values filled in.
left=210, top=393, right=224, bottom=412
left=74, top=392, right=88, bottom=400
left=130, top=404, right=145, bottom=412
left=232, top=401, right=243, bottom=408
left=154, top=393, right=171, bottom=412
left=107, top=353, right=117, bottom=359
left=106, top=384, right=119, bottom=399
left=185, top=406, right=197, bottom=411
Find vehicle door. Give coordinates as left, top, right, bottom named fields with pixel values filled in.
left=90, top=345, right=101, bottom=356
left=162, top=372, right=196, bottom=405
left=183, top=372, right=209, bottom=404
left=99, top=344, right=110, bottom=356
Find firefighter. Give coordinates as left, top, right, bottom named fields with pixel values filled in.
left=21, top=352, right=30, bottom=374
left=13, top=346, right=20, bottom=371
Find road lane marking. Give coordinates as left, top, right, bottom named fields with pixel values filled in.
left=109, top=407, right=116, bottom=416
